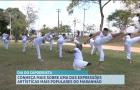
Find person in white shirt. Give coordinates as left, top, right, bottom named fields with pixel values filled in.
left=2, top=33, right=9, bottom=49
left=124, top=33, right=140, bottom=64
left=74, top=30, right=80, bottom=45
left=45, top=32, right=54, bottom=51
left=66, top=43, right=91, bottom=70
left=94, top=28, right=120, bottom=68
left=57, top=34, right=65, bottom=60
left=132, top=14, right=140, bottom=30
left=33, top=34, right=49, bottom=62
left=22, top=34, right=28, bottom=52
left=88, top=34, right=96, bottom=55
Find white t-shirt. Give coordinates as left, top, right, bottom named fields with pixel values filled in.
left=132, top=16, right=140, bottom=29
left=22, top=35, right=27, bottom=43
left=34, top=36, right=44, bottom=45
left=45, top=33, right=53, bottom=42
left=57, top=35, right=64, bottom=44
left=95, top=32, right=112, bottom=45
left=74, top=48, right=83, bottom=62
left=89, top=38, right=94, bottom=45
left=2, top=33, right=9, bottom=40
left=124, top=35, right=131, bottom=46
left=74, top=36, right=80, bottom=44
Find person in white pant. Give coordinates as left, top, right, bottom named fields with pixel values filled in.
left=66, top=43, right=91, bottom=70
left=45, top=32, right=54, bottom=51
left=74, top=30, right=80, bottom=45
left=94, top=28, right=120, bottom=68
left=88, top=34, right=96, bottom=55
left=124, top=33, right=140, bottom=64
left=33, top=35, right=48, bottom=62
left=132, top=14, right=140, bottom=30
left=57, top=34, right=65, bottom=60
left=22, top=34, right=28, bottom=52
left=2, top=33, right=9, bottom=49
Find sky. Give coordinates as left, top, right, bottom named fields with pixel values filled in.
left=0, top=1, right=123, bottom=31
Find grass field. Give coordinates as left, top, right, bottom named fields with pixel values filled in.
left=0, top=41, right=140, bottom=90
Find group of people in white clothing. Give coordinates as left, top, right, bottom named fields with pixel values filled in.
left=0, top=28, right=140, bottom=70
left=0, top=14, right=140, bottom=71
left=32, top=32, right=54, bottom=62
left=87, top=28, right=140, bottom=67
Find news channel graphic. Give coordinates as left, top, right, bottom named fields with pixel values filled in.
left=16, top=70, right=125, bottom=85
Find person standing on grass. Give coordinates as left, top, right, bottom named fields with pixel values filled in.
left=94, top=28, right=120, bottom=69
left=2, top=33, right=9, bottom=49
left=88, top=34, right=96, bottom=55
left=66, top=43, right=91, bottom=70
left=74, top=30, right=81, bottom=45
left=45, top=32, right=54, bottom=51
left=124, top=33, right=140, bottom=64
left=22, top=33, right=28, bottom=53
left=33, top=34, right=49, bottom=62
left=132, top=14, right=140, bottom=30
left=57, top=34, right=66, bottom=60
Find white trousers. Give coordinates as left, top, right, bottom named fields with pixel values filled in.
left=3, top=39, right=9, bottom=49
left=22, top=42, right=27, bottom=52
left=34, top=44, right=41, bottom=59
left=124, top=36, right=140, bottom=60
left=90, top=44, right=96, bottom=55
left=134, top=21, right=140, bottom=30
left=95, top=45, right=104, bottom=61
left=73, top=60, right=88, bottom=70
left=49, top=40, right=53, bottom=51
left=58, top=43, right=63, bottom=58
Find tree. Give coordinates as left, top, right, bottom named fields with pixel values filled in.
left=122, top=0, right=139, bottom=15
left=0, top=8, right=9, bottom=35
left=40, top=25, right=51, bottom=36
left=5, top=8, right=27, bottom=42
left=67, top=0, right=112, bottom=31
left=59, top=25, right=71, bottom=34
left=108, top=10, right=132, bottom=31
left=25, top=5, right=38, bottom=32
left=122, top=0, right=139, bottom=9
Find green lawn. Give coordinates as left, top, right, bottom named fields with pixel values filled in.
left=0, top=41, right=140, bottom=90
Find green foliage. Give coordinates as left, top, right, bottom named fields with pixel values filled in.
left=108, top=10, right=131, bottom=30
left=5, top=8, right=27, bottom=41
left=0, top=8, right=9, bottom=35
left=67, top=0, right=92, bottom=15
left=40, top=27, right=51, bottom=36
left=40, top=25, right=71, bottom=35
left=59, top=25, right=71, bottom=34
left=122, top=0, right=139, bottom=7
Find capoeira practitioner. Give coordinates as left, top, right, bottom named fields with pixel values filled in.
left=88, top=34, right=96, bottom=55
left=57, top=34, right=65, bottom=60
left=66, top=43, right=91, bottom=70
left=33, top=35, right=48, bottom=62
left=2, top=33, right=9, bottom=49
left=74, top=30, right=80, bottom=45
left=45, top=32, right=54, bottom=51
left=94, top=28, right=120, bottom=68
left=132, top=14, right=140, bottom=30
left=22, top=34, right=28, bottom=52
left=124, top=33, right=140, bottom=64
